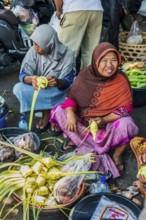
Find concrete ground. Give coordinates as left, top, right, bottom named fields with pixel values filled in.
left=0, top=3, right=146, bottom=219
left=0, top=64, right=146, bottom=219
left=0, top=14, right=146, bottom=220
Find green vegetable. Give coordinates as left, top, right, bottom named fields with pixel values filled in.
left=126, top=69, right=146, bottom=75
left=137, top=83, right=146, bottom=88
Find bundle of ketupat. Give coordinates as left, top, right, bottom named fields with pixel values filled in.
left=122, top=62, right=146, bottom=88
left=0, top=139, right=99, bottom=220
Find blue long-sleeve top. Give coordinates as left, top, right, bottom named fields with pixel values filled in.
left=19, top=69, right=75, bottom=90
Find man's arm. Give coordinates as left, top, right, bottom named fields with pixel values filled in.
left=54, top=0, right=63, bottom=19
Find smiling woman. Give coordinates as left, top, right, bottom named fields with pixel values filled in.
left=50, top=42, right=139, bottom=178
left=97, top=51, right=119, bottom=78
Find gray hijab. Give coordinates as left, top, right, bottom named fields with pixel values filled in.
left=20, top=24, right=75, bottom=78
left=30, top=24, right=66, bottom=59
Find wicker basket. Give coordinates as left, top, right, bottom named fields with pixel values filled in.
left=130, top=137, right=146, bottom=198
left=119, top=32, right=146, bottom=63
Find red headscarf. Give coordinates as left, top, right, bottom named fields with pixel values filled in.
left=67, top=42, right=132, bottom=117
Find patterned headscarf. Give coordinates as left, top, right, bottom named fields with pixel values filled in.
left=67, top=42, right=131, bottom=117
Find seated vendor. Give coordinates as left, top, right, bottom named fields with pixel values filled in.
left=13, top=24, right=75, bottom=133
left=50, top=42, right=139, bottom=177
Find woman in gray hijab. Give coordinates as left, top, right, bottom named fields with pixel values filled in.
left=13, top=24, right=75, bottom=132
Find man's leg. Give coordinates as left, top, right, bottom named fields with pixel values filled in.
left=58, top=11, right=87, bottom=58
left=80, top=11, right=103, bottom=69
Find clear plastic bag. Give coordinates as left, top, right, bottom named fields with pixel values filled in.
left=50, top=12, right=60, bottom=32
left=12, top=5, right=39, bottom=25
left=12, top=5, right=38, bottom=37
left=54, top=155, right=92, bottom=204
left=91, top=195, right=137, bottom=220
left=126, top=20, right=143, bottom=44
left=54, top=175, right=84, bottom=204
left=11, top=133, right=37, bottom=158
left=0, top=134, right=15, bottom=162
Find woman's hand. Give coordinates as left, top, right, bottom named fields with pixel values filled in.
left=65, top=108, right=77, bottom=132
left=47, top=76, right=58, bottom=87
left=93, top=117, right=105, bottom=128
left=32, top=76, right=39, bottom=90
left=47, top=76, right=64, bottom=89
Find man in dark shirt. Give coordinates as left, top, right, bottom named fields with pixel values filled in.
left=102, top=0, right=143, bottom=50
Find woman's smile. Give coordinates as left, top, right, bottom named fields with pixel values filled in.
left=97, top=51, right=118, bottom=77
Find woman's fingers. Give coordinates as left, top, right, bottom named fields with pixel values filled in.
left=66, top=123, right=77, bottom=132
left=48, top=76, right=57, bottom=86
left=32, top=76, right=39, bottom=90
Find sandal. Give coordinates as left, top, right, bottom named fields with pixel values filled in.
left=116, top=162, right=125, bottom=175
left=112, top=156, right=125, bottom=174
left=36, top=118, right=50, bottom=133
left=62, top=137, right=77, bottom=151
left=50, top=123, right=62, bottom=136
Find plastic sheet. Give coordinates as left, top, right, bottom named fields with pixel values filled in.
left=91, top=195, right=137, bottom=220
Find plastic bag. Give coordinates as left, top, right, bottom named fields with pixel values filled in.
left=126, top=20, right=143, bottom=44
left=22, top=23, right=37, bottom=35
left=11, top=133, right=37, bottom=158
left=0, top=134, right=15, bottom=162
left=54, top=175, right=84, bottom=204
left=138, top=0, right=146, bottom=16
left=54, top=155, right=92, bottom=204
left=49, top=12, right=60, bottom=32
left=91, top=195, right=137, bottom=220
left=12, top=5, right=39, bottom=25
left=12, top=5, right=38, bottom=37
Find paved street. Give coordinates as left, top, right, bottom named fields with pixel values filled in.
left=0, top=65, right=146, bottom=219
left=0, top=1, right=146, bottom=219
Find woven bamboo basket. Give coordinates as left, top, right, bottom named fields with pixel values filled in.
left=119, top=32, right=146, bottom=63
left=130, top=137, right=146, bottom=198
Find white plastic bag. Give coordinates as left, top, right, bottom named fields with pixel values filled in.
left=49, top=12, right=60, bottom=32
left=138, top=0, right=146, bottom=16
left=126, top=20, right=143, bottom=44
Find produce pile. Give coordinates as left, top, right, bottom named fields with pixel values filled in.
left=0, top=140, right=98, bottom=220
left=122, top=62, right=146, bottom=88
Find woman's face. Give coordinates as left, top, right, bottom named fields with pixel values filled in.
left=96, top=51, right=118, bottom=78
left=33, top=42, right=45, bottom=55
